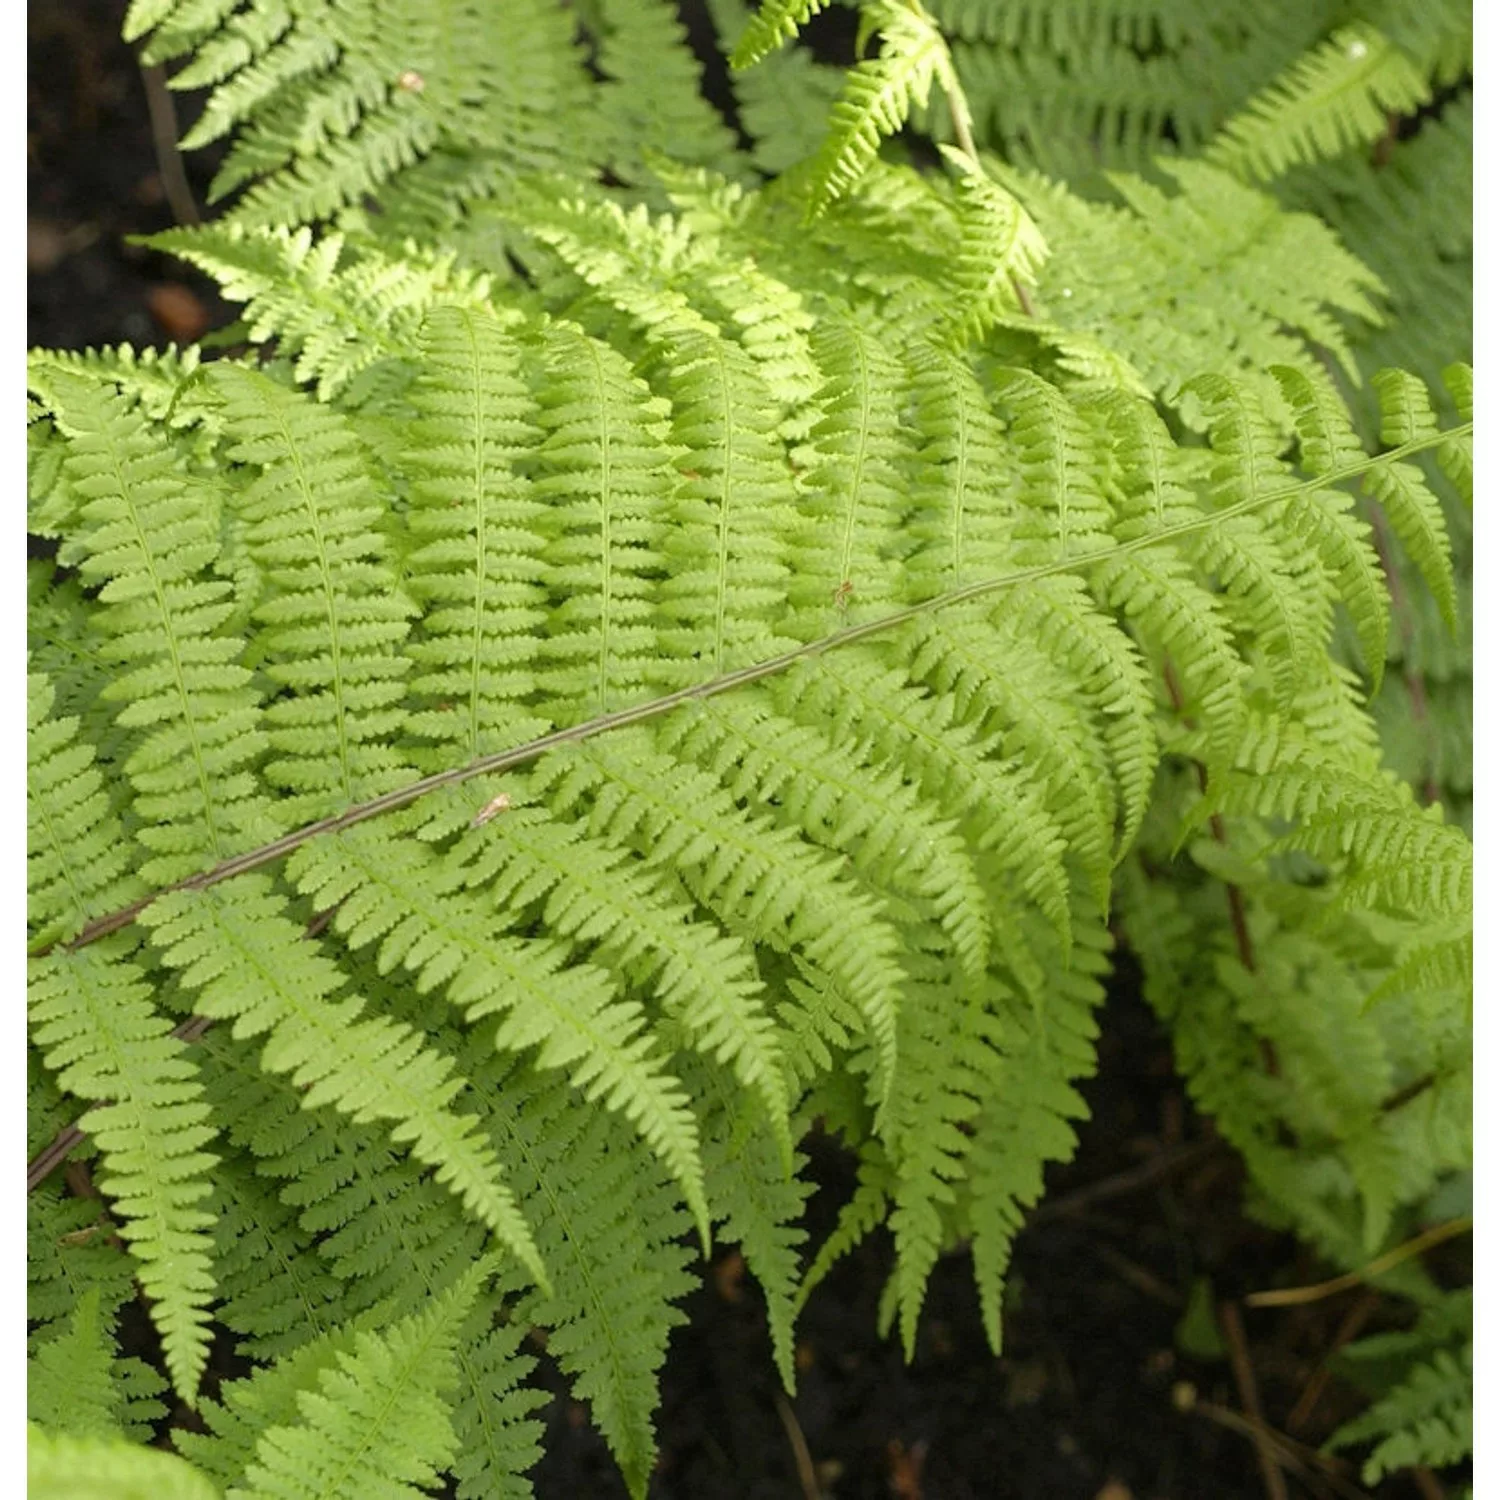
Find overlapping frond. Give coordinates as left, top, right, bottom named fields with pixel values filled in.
left=28, top=946, right=218, bottom=1399
left=33, top=373, right=270, bottom=885
left=29, top=1424, right=220, bottom=1500
left=1207, top=25, right=1432, bottom=182
left=287, top=817, right=713, bottom=1245
left=144, top=224, right=498, bottom=399
left=231, top=1264, right=485, bottom=1500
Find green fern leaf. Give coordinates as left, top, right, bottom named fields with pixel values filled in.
left=28, top=673, right=144, bottom=947
left=139, top=875, right=547, bottom=1284
left=401, top=306, right=550, bottom=765
left=585, top=726, right=906, bottom=1103
left=1272, top=366, right=1392, bottom=690
left=965, top=910, right=1108, bottom=1352
left=1368, top=368, right=1459, bottom=630
left=38, top=372, right=270, bottom=885
left=232, top=1263, right=488, bottom=1500
left=805, top=1, right=960, bottom=216
left=207, top=1155, right=347, bottom=1360
left=594, top=0, right=745, bottom=185
left=1208, top=25, right=1430, bottom=182
left=28, top=946, right=218, bottom=1400
left=288, top=819, right=713, bottom=1247
left=209, top=363, right=416, bottom=817
left=708, top=0, right=844, bottom=174
left=145, top=225, right=495, bottom=399
left=1437, top=362, right=1473, bottom=503
left=28, top=1290, right=128, bottom=1440
left=30, top=1425, right=220, bottom=1500
left=428, top=781, right=793, bottom=1160
left=467, top=1060, right=696, bottom=1500
left=731, top=0, right=833, bottom=68
left=1329, top=1344, right=1472, bottom=1483
left=526, top=319, right=681, bottom=719
left=936, top=148, right=1047, bottom=346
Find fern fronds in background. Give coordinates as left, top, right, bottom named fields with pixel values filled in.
left=28, top=0, right=1471, bottom=1494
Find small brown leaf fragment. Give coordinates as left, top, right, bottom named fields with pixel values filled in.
left=886, top=1438, right=927, bottom=1500
left=146, top=283, right=210, bottom=343
left=712, top=1248, right=746, bottom=1303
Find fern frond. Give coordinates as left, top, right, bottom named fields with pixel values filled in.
left=27, top=1177, right=137, bottom=1338
left=675, top=689, right=993, bottom=984
left=233, top=1263, right=487, bottom=1500
left=29, top=1424, right=220, bottom=1500
left=903, top=605, right=1117, bottom=906
left=708, top=0, right=844, bottom=174
left=796, top=1141, right=893, bottom=1312
left=429, top=780, right=793, bottom=1158
left=730, top=0, right=833, bottom=68
left=472, top=1057, right=695, bottom=1500
left=526, top=319, right=681, bottom=719
left=27, top=946, right=217, bottom=1400
left=996, top=159, right=1385, bottom=402
left=1367, top=368, right=1459, bottom=630
left=1329, top=1344, right=1472, bottom=1483
left=27, top=343, right=207, bottom=426
left=1185, top=372, right=1337, bottom=707
left=1272, top=365, right=1392, bottom=688
left=683, top=1052, right=812, bottom=1389
left=210, top=362, right=416, bottom=817
left=936, top=149, right=1048, bottom=347
left=536, top=730, right=906, bottom=1102
left=145, top=225, right=496, bottom=398
left=964, top=909, right=1109, bottom=1352
left=288, top=819, right=713, bottom=1246
left=790, top=318, right=911, bottom=625
left=28, top=673, right=144, bottom=948
left=878, top=934, right=1009, bottom=1356
left=775, top=653, right=1073, bottom=949
left=207, top=1155, right=346, bottom=1360
left=903, top=342, right=1016, bottom=593
left=805, top=1, right=962, bottom=216
left=37, top=373, right=270, bottom=885
left=28, top=1290, right=130, bottom=1440
left=399, top=305, right=550, bottom=765
left=174, top=1322, right=363, bottom=1490
left=1207, top=25, right=1431, bottom=182
left=1437, top=363, right=1473, bottom=504
left=139, top=874, right=547, bottom=1283
left=594, top=0, right=745, bottom=186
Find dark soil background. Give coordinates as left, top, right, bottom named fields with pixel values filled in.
left=27, top=5, right=1464, bottom=1498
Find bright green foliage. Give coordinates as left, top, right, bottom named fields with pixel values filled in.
left=227, top=1266, right=482, bottom=1500
left=28, top=2, right=1470, bottom=1496
left=29, top=1425, right=221, bottom=1500
left=29, top=1291, right=138, bottom=1440
left=1328, top=1290, right=1473, bottom=1482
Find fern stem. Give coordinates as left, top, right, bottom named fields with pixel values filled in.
left=1243, top=1216, right=1473, bottom=1309
left=34, top=425, right=1464, bottom=961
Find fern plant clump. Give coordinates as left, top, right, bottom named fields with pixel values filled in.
left=27, top=0, right=1471, bottom=1495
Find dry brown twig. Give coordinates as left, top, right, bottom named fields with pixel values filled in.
left=1219, top=1300, right=1289, bottom=1500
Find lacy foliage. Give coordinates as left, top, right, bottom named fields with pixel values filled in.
left=28, top=1, right=1472, bottom=1495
